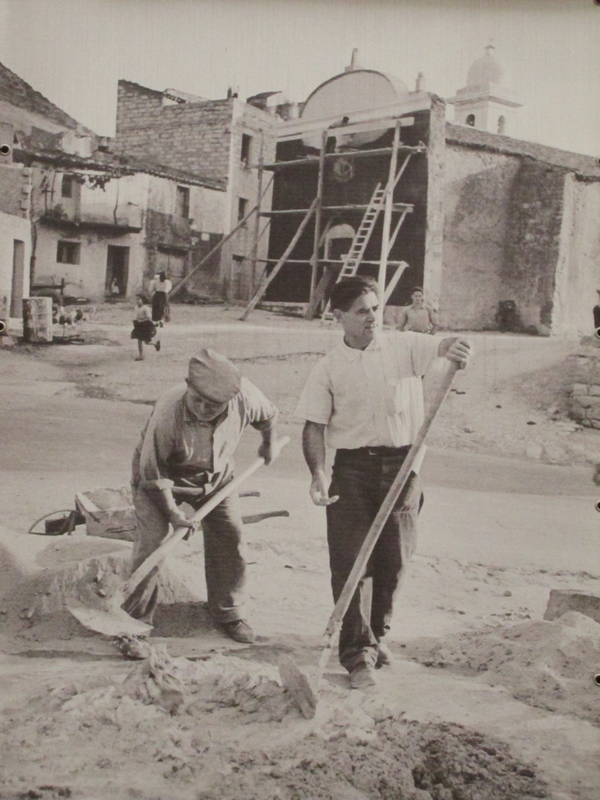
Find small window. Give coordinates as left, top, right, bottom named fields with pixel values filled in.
left=61, top=174, right=74, bottom=198
left=497, top=115, right=506, bottom=134
left=238, top=197, right=248, bottom=222
left=57, top=240, right=81, bottom=264
left=175, top=185, right=190, bottom=218
left=466, top=114, right=475, bottom=127
left=240, top=133, right=252, bottom=167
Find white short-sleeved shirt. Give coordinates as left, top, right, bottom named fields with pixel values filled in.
left=295, top=331, right=440, bottom=468
left=150, top=279, right=173, bottom=294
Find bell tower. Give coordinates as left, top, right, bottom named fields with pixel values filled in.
left=448, top=44, right=522, bottom=135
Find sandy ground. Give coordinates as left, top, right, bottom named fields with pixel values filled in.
left=0, top=303, right=598, bottom=800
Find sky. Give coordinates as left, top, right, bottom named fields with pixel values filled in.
left=0, top=0, right=599, bottom=157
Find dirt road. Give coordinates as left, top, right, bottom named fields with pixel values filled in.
left=0, top=305, right=598, bottom=800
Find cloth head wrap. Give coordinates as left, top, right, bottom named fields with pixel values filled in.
left=187, top=349, right=241, bottom=403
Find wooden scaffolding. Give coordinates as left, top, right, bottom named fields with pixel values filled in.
left=240, top=117, right=426, bottom=321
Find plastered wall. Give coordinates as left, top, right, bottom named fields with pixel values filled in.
left=503, top=160, right=566, bottom=330
left=34, top=227, right=144, bottom=300
left=0, top=210, right=31, bottom=317
left=0, top=163, right=30, bottom=218
left=441, top=145, right=520, bottom=329
left=553, top=176, right=600, bottom=338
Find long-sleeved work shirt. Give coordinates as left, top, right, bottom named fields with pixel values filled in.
left=132, top=377, right=277, bottom=494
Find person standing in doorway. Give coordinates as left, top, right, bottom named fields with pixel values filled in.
left=396, top=286, right=438, bottom=334
left=150, top=271, right=173, bottom=327
left=295, top=276, right=472, bottom=690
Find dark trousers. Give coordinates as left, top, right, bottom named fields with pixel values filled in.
left=123, top=484, right=246, bottom=626
left=326, top=447, right=423, bottom=672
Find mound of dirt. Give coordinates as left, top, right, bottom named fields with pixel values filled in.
left=0, top=529, right=210, bottom=646
left=196, top=718, right=549, bottom=800
left=0, top=643, right=549, bottom=800
left=403, top=612, right=600, bottom=725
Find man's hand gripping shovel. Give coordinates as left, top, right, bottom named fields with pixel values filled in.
left=279, top=362, right=461, bottom=719
left=68, top=436, right=290, bottom=638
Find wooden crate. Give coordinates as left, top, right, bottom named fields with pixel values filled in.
left=75, top=486, right=137, bottom=541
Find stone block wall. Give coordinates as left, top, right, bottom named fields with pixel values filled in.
left=114, top=80, right=233, bottom=185
left=569, top=340, right=600, bottom=429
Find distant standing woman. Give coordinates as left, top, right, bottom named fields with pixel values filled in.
left=150, top=271, right=173, bottom=327
left=396, top=287, right=438, bottom=334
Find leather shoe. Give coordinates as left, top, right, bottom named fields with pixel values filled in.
left=349, top=663, right=378, bottom=690
left=376, top=641, right=394, bottom=667
left=220, top=619, right=255, bottom=644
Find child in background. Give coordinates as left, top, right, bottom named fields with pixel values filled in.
left=131, top=294, right=160, bottom=360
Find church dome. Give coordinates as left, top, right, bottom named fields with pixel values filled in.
left=300, top=52, right=410, bottom=148
left=301, top=68, right=409, bottom=121
left=466, top=45, right=504, bottom=86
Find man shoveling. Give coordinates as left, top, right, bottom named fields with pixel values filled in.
left=120, top=349, right=278, bottom=656
left=296, top=277, right=472, bottom=690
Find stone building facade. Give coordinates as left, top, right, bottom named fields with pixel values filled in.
left=263, top=51, right=600, bottom=337
left=112, top=81, right=279, bottom=301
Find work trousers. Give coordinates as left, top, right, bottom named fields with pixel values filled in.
left=326, top=446, right=423, bottom=672
left=123, top=484, right=246, bottom=626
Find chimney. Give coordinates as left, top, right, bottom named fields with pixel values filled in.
left=415, top=72, right=425, bottom=92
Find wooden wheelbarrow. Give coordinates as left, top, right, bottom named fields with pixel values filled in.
left=68, top=436, right=290, bottom=639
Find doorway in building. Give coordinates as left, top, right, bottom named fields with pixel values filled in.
left=10, top=240, right=25, bottom=318
left=105, top=246, right=130, bottom=298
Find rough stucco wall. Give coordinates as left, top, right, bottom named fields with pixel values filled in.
left=220, top=101, right=277, bottom=302
left=553, top=176, right=600, bottom=338
left=33, top=227, right=143, bottom=301
left=0, top=163, right=29, bottom=218
left=190, top=184, right=226, bottom=235
left=0, top=210, right=31, bottom=315
left=145, top=175, right=227, bottom=296
left=422, top=96, right=446, bottom=308
left=503, top=160, right=566, bottom=329
left=441, top=145, right=520, bottom=330
left=114, top=82, right=233, bottom=185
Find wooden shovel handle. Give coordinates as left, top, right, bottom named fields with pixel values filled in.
left=118, top=436, right=290, bottom=603
left=322, top=363, right=459, bottom=639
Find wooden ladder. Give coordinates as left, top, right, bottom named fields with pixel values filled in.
left=321, top=183, right=386, bottom=319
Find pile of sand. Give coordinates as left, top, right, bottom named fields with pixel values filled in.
left=195, top=717, right=549, bottom=800
left=403, top=611, right=600, bottom=725
left=0, top=528, right=210, bottom=647
left=0, top=644, right=550, bottom=800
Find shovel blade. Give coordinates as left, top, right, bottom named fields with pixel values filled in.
left=278, top=654, right=318, bottom=719
left=68, top=600, right=153, bottom=638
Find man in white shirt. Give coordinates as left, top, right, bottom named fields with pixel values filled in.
left=295, top=276, right=471, bottom=689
